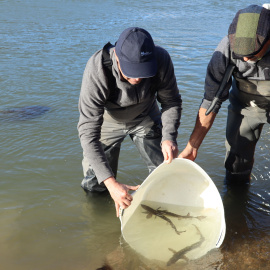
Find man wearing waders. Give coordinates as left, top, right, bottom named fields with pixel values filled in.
left=78, top=27, right=182, bottom=216
left=179, top=5, right=270, bottom=184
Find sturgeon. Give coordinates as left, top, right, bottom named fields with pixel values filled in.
left=0, top=105, right=50, bottom=121
left=141, top=204, right=186, bottom=235
left=167, top=224, right=205, bottom=266
left=159, top=209, right=206, bottom=221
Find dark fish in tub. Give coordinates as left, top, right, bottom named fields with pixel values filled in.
left=0, top=105, right=50, bottom=121
left=96, top=264, right=113, bottom=270
left=160, top=209, right=206, bottom=221
left=141, top=204, right=186, bottom=235
left=167, top=224, right=205, bottom=266
left=141, top=204, right=206, bottom=221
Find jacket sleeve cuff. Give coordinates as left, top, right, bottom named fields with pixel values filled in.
left=200, top=98, right=222, bottom=114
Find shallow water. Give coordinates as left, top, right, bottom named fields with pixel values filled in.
left=1, top=0, right=270, bottom=269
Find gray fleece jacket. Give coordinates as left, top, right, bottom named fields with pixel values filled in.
left=78, top=45, right=182, bottom=183
left=201, top=35, right=270, bottom=113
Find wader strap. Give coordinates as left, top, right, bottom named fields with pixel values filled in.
left=235, top=78, right=270, bottom=96
left=102, top=42, right=116, bottom=90
left=205, top=64, right=235, bottom=115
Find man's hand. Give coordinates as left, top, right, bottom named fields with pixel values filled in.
left=178, top=142, right=198, bottom=161
left=104, top=177, right=140, bottom=217
left=161, top=140, right=178, bottom=164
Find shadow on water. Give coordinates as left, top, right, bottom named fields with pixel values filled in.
left=220, top=184, right=270, bottom=270
left=0, top=105, right=50, bottom=121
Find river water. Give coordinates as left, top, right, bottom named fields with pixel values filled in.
left=1, top=0, right=269, bottom=269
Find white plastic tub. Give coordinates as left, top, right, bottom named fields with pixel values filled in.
left=120, top=158, right=225, bottom=265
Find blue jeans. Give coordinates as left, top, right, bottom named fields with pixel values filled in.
left=81, top=112, right=164, bottom=192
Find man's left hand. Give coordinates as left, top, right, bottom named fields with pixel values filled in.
left=161, top=140, right=178, bottom=164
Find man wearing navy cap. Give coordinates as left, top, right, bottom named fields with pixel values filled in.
left=179, top=5, right=270, bottom=185
left=78, top=27, right=182, bottom=216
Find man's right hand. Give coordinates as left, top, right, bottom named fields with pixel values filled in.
left=178, top=142, right=198, bottom=161
left=103, top=177, right=140, bottom=217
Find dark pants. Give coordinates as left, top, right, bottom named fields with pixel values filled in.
left=224, top=103, right=269, bottom=184
left=81, top=113, right=164, bottom=192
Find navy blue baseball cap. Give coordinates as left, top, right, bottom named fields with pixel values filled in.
left=115, top=27, right=157, bottom=78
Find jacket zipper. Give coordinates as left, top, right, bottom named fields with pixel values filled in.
left=134, top=86, right=139, bottom=103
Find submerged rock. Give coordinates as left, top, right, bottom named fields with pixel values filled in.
left=0, top=105, right=50, bottom=121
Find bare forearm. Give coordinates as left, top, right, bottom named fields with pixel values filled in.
left=179, top=108, right=216, bottom=161
left=189, top=108, right=216, bottom=149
